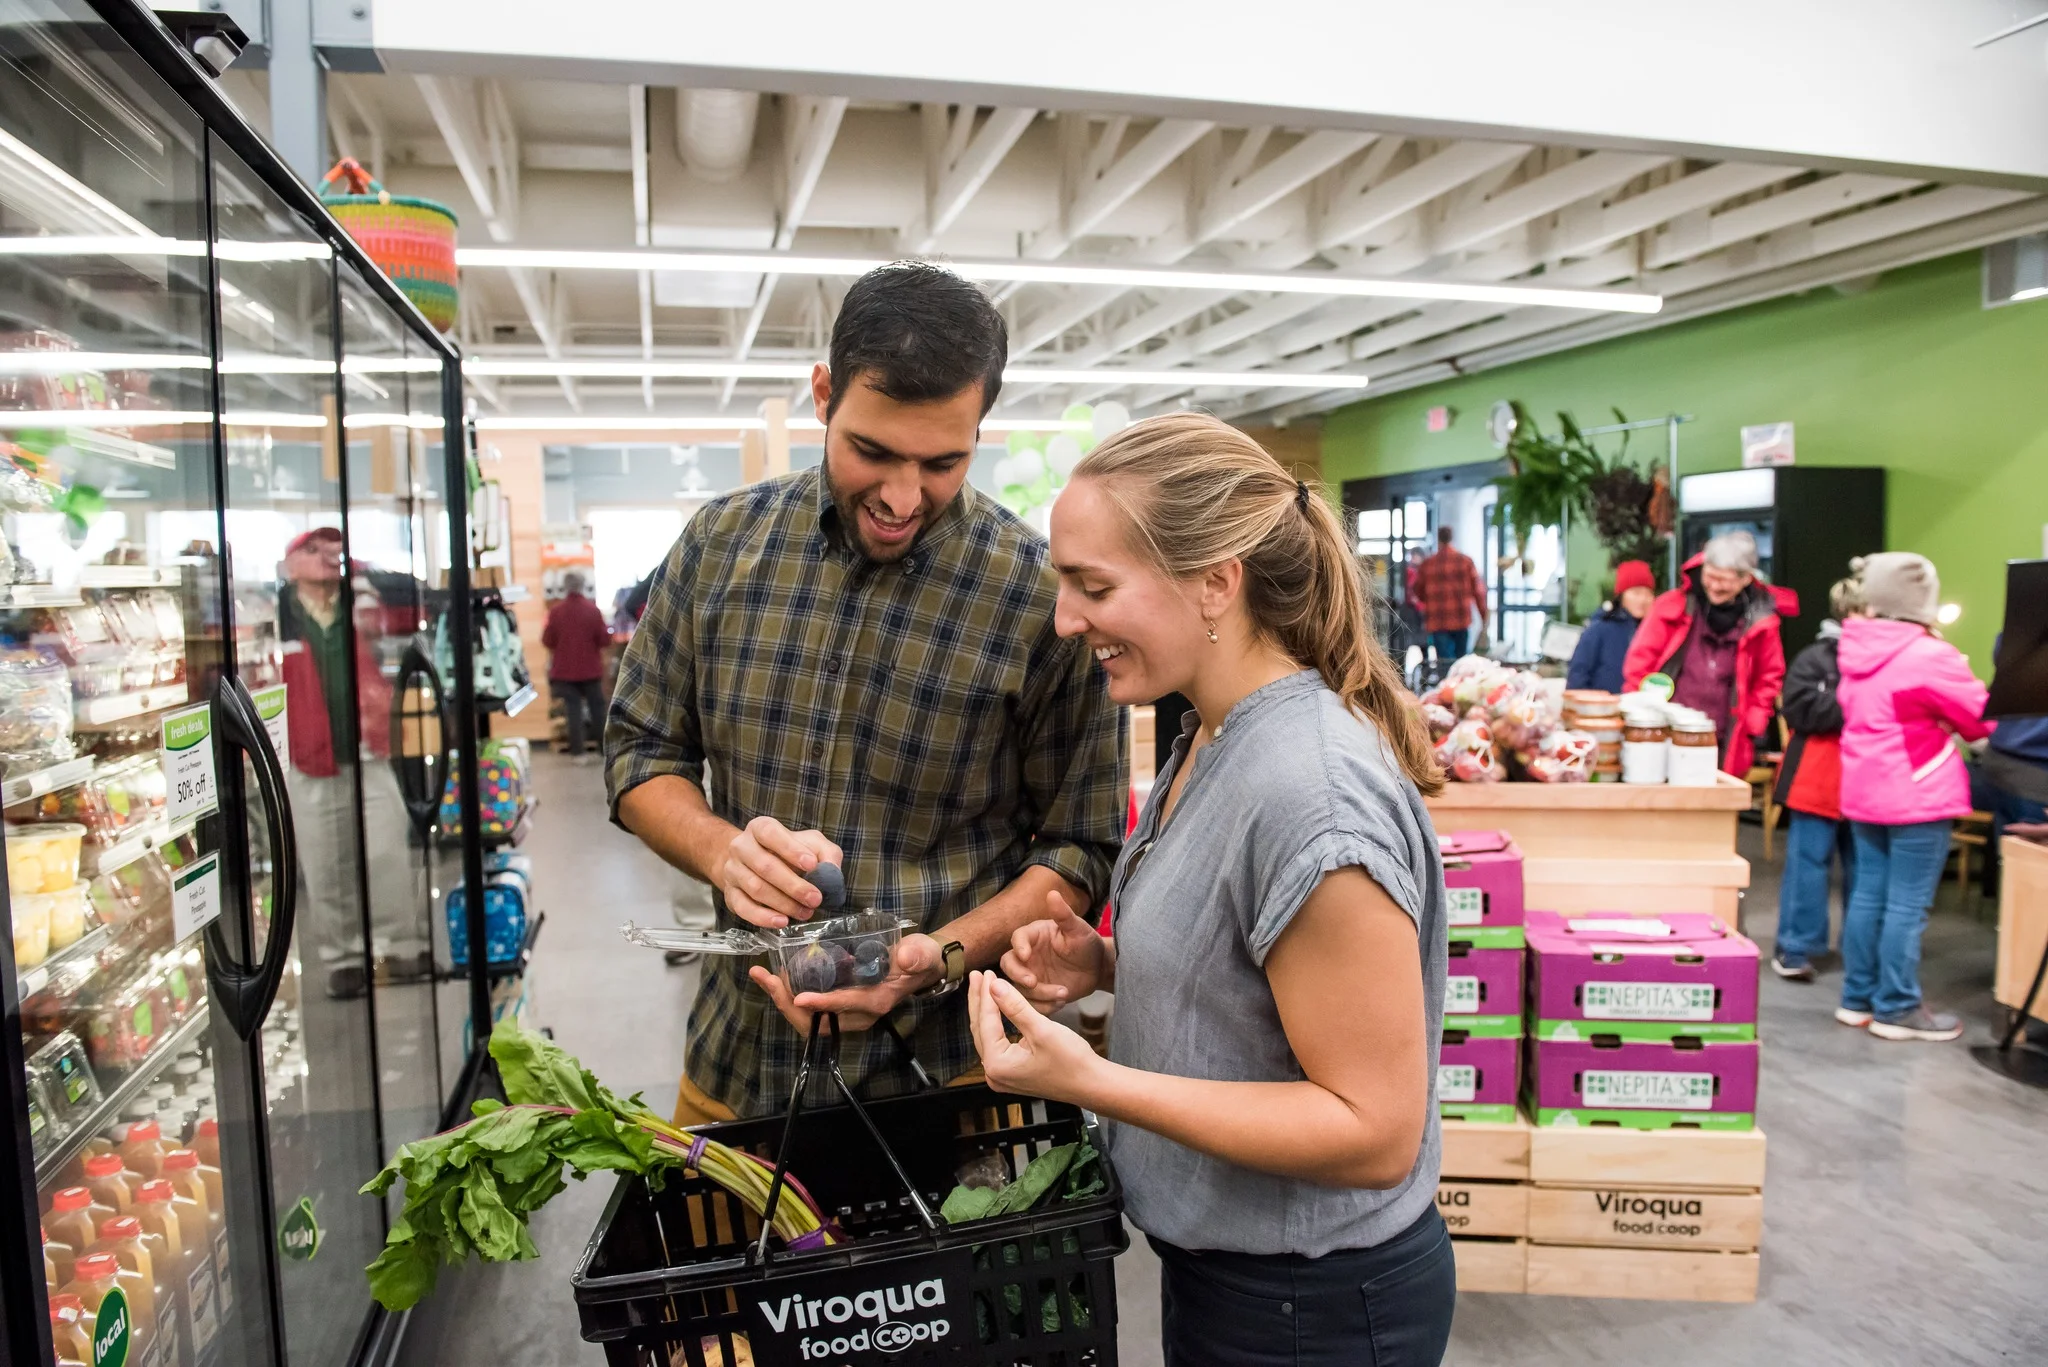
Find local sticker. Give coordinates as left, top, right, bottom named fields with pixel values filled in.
left=1580, top=1069, right=1715, bottom=1111
left=92, top=1283, right=130, bottom=1367
left=1446, top=887, right=1485, bottom=926
left=171, top=852, right=223, bottom=942
left=1445, top=976, right=1480, bottom=1014
left=161, top=702, right=219, bottom=822
left=279, top=1195, right=323, bottom=1262
left=251, top=683, right=289, bottom=771
left=1582, top=982, right=1717, bottom=1021
left=1438, top=1064, right=1478, bottom=1102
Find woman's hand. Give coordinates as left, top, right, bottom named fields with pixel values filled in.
left=1000, top=891, right=1109, bottom=1013
left=968, top=971, right=1104, bottom=1105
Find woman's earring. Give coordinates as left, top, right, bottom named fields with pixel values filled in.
left=1205, top=620, right=1219, bottom=644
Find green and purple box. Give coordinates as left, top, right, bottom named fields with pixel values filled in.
left=1527, top=1037, right=1758, bottom=1130
left=1439, top=1030, right=1519, bottom=1125
left=1439, top=829, right=1525, bottom=950
left=1525, top=910, right=1758, bottom=1042
left=1444, top=941, right=1523, bottom=1038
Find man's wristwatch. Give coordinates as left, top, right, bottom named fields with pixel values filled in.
left=916, top=940, right=967, bottom=999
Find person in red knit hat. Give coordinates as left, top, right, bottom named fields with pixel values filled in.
left=1565, top=559, right=1656, bottom=693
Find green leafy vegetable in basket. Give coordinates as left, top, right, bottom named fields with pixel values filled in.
left=939, top=1141, right=1104, bottom=1225
left=361, top=1020, right=837, bottom=1312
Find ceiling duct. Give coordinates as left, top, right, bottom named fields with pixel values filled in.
left=676, top=89, right=760, bottom=183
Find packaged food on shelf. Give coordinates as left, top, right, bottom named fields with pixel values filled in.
left=0, top=646, right=77, bottom=771
left=10, top=756, right=164, bottom=841
left=145, top=948, right=203, bottom=1024
left=8, top=820, right=85, bottom=892
left=1523, top=728, right=1598, bottom=783
left=33, top=603, right=118, bottom=665
left=17, top=879, right=93, bottom=950
left=0, top=329, right=102, bottom=411
left=105, top=594, right=163, bottom=649
left=79, top=967, right=167, bottom=1076
left=28, top=1030, right=101, bottom=1135
left=65, top=646, right=126, bottom=700
left=13, top=887, right=50, bottom=965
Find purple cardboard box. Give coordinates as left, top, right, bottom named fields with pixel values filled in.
left=1444, top=942, right=1523, bottom=1036
left=1529, top=1037, right=1758, bottom=1130
left=1526, top=911, right=1759, bottom=1042
left=1438, top=830, right=1525, bottom=946
left=1439, top=1030, right=1520, bottom=1124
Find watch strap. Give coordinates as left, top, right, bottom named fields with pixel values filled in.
left=919, top=939, right=967, bottom=998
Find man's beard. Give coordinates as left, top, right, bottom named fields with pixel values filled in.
left=823, top=458, right=923, bottom=563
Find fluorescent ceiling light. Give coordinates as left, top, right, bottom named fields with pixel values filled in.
left=0, top=127, right=161, bottom=240
left=220, top=355, right=334, bottom=375
left=456, top=247, right=1663, bottom=315
left=342, top=412, right=445, bottom=430
left=222, top=411, right=329, bottom=428
left=215, top=240, right=333, bottom=263
left=465, top=356, right=1368, bottom=392
left=0, top=353, right=209, bottom=374
left=2012, top=286, right=2048, bottom=301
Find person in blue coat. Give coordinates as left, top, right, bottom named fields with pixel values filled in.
left=1567, top=559, right=1656, bottom=692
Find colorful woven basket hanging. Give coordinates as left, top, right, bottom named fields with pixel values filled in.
left=319, top=158, right=459, bottom=333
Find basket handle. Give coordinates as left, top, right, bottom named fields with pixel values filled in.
left=755, top=1013, right=940, bottom=1264
left=319, top=156, right=389, bottom=202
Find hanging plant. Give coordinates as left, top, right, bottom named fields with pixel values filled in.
left=1494, top=404, right=1671, bottom=585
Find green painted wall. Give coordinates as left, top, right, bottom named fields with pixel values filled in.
left=1320, top=253, right=2048, bottom=672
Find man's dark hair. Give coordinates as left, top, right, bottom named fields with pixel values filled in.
left=826, top=261, right=1007, bottom=419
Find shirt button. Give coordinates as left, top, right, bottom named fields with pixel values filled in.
left=825, top=657, right=840, bottom=675
left=1281, top=1302, right=1293, bottom=1315
left=903, top=557, right=917, bottom=573
left=810, top=741, right=825, bottom=759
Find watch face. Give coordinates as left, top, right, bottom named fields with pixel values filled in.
left=1488, top=400, right=1519, bottom=450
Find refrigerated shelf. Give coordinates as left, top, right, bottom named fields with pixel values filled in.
left=1, top=756, right=95, bottom=808
left=13, top=921, right=112, bottom=1001
left=80, top=810, right=202, bottom=880
left=74, top=683, right=190, bottom=727
left=77, top=565, right=184, bottom=589
left=33, top=1002, right=212, bottom=1188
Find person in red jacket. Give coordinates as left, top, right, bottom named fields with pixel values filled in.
left=1768, top=575, right=1866, bottom=980
left=542, top=569, right=611, bottom=761
left=276, top=526, right=423, bottom=998
left=1623, top=531, right=1793, bottom=776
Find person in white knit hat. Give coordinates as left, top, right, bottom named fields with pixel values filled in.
left=1834, top=552, right=1994, bottom=1042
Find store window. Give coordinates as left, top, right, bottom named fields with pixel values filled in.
left=586, top=506, right=686, bottom=612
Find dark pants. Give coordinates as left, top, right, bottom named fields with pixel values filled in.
left=1152, top=1206, right=1456, bottom=1367
left=1426, top=629, right=1469, bottom=663
left=552, top=677, right=604, bottom=755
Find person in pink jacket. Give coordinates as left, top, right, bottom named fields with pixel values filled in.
left=1834, top=553, right=1993, bottom=1042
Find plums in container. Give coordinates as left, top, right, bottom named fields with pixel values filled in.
left=787, top=942, right=854, bottom=994
left=851, top=937, right=891, bottom=986
left=803, top=862, right=847, bottom=913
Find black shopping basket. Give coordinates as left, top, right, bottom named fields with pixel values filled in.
left=572, top=1015, right=1128, bottom=1367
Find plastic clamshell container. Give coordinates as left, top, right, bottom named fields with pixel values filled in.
left=18, top=880, right=92, bottom=951
left=1439, top=1031, right=1520, bottom=1123
left=1437, top=829, right=1525, bottom=940
left=1526, top=910, right=1759, bottom=1041
left=28, top=1030, right=102, bottom=1134
left=8, top=822, right=87, bottom=894
left=1444, top=942, right=1523, bottom=1035
left=620, top=910, right=912, bottom=995
left=1529, top=1037, right=1758, bottom=1129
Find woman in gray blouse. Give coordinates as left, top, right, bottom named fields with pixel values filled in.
left=968, top=413, right=1455, bottom=1366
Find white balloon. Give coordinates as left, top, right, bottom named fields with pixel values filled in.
left=1090, top=401, right=1132, bottom=442
left=1007, top=446, right=1047, bottom=485
left=1045, top=434, right=1083, bottom=481
left=991, top=454, right=1021, bottom=488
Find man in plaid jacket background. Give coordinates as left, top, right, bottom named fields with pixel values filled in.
left=1412, top=526, right=1490, bottom=664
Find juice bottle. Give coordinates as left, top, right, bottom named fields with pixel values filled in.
left=162, top=1149, right=229, bottom=1315
left=82, top=1152, right=138, bottom=1212
left=190, top=1114, right=219, bottom=1169
left=140, top=1177, right=219, bottom=1364
left=48, top=1293, right=93, bottom=1366
left=45, top=1187, right=108, bottom=1256
left=88, top=1217, right=161, bottom=1339
left=63, top=1252, right=153, bottom=1360
left=46, top=1226, right=74, bottom=1291
left=119, top=1118, right=169, bottom=1179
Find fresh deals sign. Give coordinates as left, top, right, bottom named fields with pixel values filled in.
left=743, top=1250, right=973, bottom=1366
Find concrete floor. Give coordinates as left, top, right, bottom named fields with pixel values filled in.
left=398, top=752, right=2048, bottom=1365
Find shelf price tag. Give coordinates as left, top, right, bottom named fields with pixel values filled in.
left=161, top=702, right=219, bottom=822
left=172, top=852, right=222, bottom=942
left=252, top=684, right=289, bottom=771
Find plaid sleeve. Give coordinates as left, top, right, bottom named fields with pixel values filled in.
left=604, top=513, right=707, bottom=825
left=1016, top=631, right=1127, bottom=908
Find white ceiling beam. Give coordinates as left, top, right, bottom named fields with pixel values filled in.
left=331, top=77, right=386, bottom=180
left=1645, top=171, right=1922, bottom=269
left=1544, top=161, right=1794, bottom=261
left=1197, top=129, right=1376, bottom=243
left=628, top=85, right=653, bottom=410
left=1317, top=140, right=1532, bottom=251
left=399, top=139, right=633, bottom=173
left=727, top=95, right=851, bottom=405
left=1425, top=150, right=1673, bottom=257
left=909, top=105, right=1036, bottom=252
left=1026, top=117, right=1213, bottom=260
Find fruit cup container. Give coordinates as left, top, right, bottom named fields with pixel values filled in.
left=622, top=909, right=912, bottom=996
left=7, top=822, right=86, bottom=894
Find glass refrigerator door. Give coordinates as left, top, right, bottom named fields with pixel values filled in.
left=2, top=5, right=275, bottom=1366
left=208, top=139, right=381, bottom=1367
left=335, top=266, right=464, bottom=1156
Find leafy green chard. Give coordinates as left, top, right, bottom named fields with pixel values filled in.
left=362, top=1021, right=683, bottom=1311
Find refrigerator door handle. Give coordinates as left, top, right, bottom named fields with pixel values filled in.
left=394, top=635, right=453, bottom=838
left=205, top=674, right=302, bottom=1041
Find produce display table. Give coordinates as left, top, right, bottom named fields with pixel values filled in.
left=1994, top=835, right=2048, bottom=1025
left=1428, top=774, right=1752, bottom=929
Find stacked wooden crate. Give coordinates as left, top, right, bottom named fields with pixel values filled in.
left=1441, top=1116, right=1533, bottom=1293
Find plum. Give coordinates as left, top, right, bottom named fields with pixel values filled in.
left=786, top=943, right=844, bottom=995
left=803, top=862, right=847, bottom=912
left=851, top=937, right=892, bottom=986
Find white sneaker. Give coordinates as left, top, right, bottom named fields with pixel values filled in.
left=1834, top=1007, right=1873, bottom=1028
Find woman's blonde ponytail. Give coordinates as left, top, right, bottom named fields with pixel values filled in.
left=1077, top=413, right=1444, bottom=796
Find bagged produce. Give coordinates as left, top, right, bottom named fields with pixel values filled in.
left=0, top=647, right=76, bottom=773
left=1523, top=728, right=1597, bottom=783
left=1433, top=713, right=1505, bottom=783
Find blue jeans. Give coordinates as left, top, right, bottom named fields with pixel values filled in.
left=1777, top=810, right=1856, bottom=959
left=1154, top=1206, right=1456, bottom=1367
left=1841, top=820, right=1952, bottom=1018
left=1427, top=629, right=1469, bottom=662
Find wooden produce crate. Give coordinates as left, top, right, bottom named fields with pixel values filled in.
left=1437, top=1180, right=1529, bottom=1239
left=1524, top=1245, right=1759, bottom=1303
left=1995, top=835, right=2048, bottom=1025
left=1428, top=774, right=1753, bottom=929
left=1440, top=1114, right=1531, bottom=1181
left=1453, top=1238, right=1528, bottom=1294
left=1530, top=1124, right=1767, bottom=1190
left=1527, top=1185, right=1761, bottom=1252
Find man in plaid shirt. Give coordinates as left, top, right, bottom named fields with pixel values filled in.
left=1412, top=526, right=1489, bottom=663
left=606, top=263, right=1127, bottom=1121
